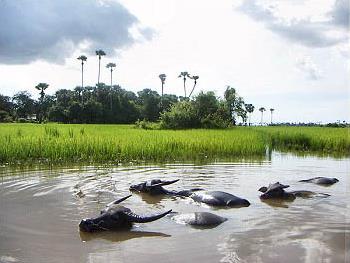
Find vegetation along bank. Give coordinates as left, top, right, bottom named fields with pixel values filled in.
left=0, top=124, right=348, bottom=164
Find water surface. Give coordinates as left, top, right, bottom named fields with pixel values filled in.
left=0, top=152, right=349, bottom=263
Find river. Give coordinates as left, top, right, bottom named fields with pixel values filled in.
left=0, top=152, right=349, bottom=263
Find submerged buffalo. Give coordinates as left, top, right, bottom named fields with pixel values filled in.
left=171, top=212, right=227, bottom=227
left=129, top=179, right=203, bottom=196
left=130, top=179, right=250, bottom=207
left=188, top=191, right=250, bottom=207
left=259, top=182, right=330, bottom=200
left=79, top=195, right=172, bottom=232
left=299, top=177, right=339, bottom=185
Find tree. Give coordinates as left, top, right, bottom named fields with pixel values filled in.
left=160, top=100, right=199, bottom=129
left=137, top=89, right=161, bottom=121
left=106, top=62, right=116, bottom=110
left=224, top=86, right=246, bottom=125
left=188, top=75, right=199, bottom=98
left=0, top=94, right=14, bottom=116
left=35, top=83, right=49, bottom=122
left=259, top=107, right=266, bottom=125
left=162, top=94, right=178, bottom=112
left=245, top=103, right=255, bottom=126
left=96, top=50, right=106, bottom=85
left=270, top=108, right=275, bottom=124
left=194, top=91, right=218, bottom=120
left=77, top=55, right=87, bottom=99
left=178, top=71, right=191, bottom=98
left=35, top=83, right=49, bottom=102
left=159, top=73, right=166, bottom=109
left=12, top=91, right=36, bottom=119
left=0, top=94, right=13, bottom=122
left=74, top=86, right=84, bottom=104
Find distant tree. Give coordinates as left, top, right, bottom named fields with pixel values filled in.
left=224, top=86, right=246, bottom=125
left=68, top=101, right=83, bottom=123
left=12, top=91, right=36, bottom=119
left=77, top=55, right=87, bottom=99
left=259, top=107, right=266, bottom=125
left=160, top=100, right=199, bottom=129
left=55, top=89, right=75, bottom=108
left=188, top=75, right=199, bottom=98
left=35, top=83, right=49, bottom=122
left=35, top=83, right=49, bottom=102
left=159, top=73, right=166, bottom=109
left=178, top=71, right=191, bottom=98
left=83, top=99, right=103, bottom=123
left=48, top=105, right=67, bottom=123
left=96, top=50, right=106, bottom=85
left=245, top=103, right=255, bottom=126
left=106, top=62, right=116, bottom=109
left=270, top=108, right=275, bottom=124
left=194, top=91, right=218, bottom=120
left=162, top=94, right=178, bottom=112
left=137, top=89, right=161, bottom=121
left=0, top=94, right=14, bottom=115
left=0, top=94, right=13, bottom=122
left=74, top=86, right=84, bottom=104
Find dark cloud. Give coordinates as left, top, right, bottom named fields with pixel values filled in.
left=0, top=0, right=153, bottom=64
left=238, top=0, right=349, bottom=48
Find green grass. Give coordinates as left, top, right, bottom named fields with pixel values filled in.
left=256, top=126, right=350, bottom=156
left=0, top=124, right=266, bottom=164
left=0, top=124, right=348, bottom=164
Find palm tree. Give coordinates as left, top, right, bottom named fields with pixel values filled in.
left=245, top=103, right=255, bottom=126
left=35, top=83, right=49, bottom=123
left=96, top=50, right=106, bottom=85
left=106, top=63, right=116, bottom=87
left=106, top=62, right=116, bottom=110
left=178, top=71, right=191, bottom=98
left=270, top=108, right=275, bottom=125
left=259, top=107, right=266, bottom=126
left=188, top=75, right=199, bottom=98
left=159, top=74, right=166, bottom=109
left=77, top=55, right=87, bottom=88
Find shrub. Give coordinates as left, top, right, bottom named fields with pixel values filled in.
left=160, top=101, right=199, bottom=129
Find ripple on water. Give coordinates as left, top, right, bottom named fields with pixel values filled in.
left=0, top=152, right=349, bottom=263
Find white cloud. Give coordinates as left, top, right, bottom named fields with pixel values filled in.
left=238, top=0, right=349, bottom=48
left=295, top=56, right=322, bottom=80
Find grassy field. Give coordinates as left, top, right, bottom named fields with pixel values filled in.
left=256, top=126, right=350, bottom=156
left=0, top=124, right=348, bottom=164
left=0, top=124, right=266, bottom=164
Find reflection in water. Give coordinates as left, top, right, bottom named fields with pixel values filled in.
left=260, top=198, right=292, bottom=208
left=79, top=230, right=171, bottom=242
left=0, top=152, right=348, bottom=263
left=138, top=192, right=170, bottom=205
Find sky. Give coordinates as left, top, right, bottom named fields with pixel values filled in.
left=0, top=0, right=349, bottom=124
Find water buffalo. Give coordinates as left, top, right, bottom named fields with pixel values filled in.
left=259, top=182, right=330, bottom=200
left=79, top=195, right=172, bottom=232
left=299, top=177, right=339, bottom=185
left=130, top=179, right=250, bottom=207
left=129, top=179, right=203, bottom=196
left=171, top=212, right=227, bottom=227
left=188, top=191, right=251, bottom=207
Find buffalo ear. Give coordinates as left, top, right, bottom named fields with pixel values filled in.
left=258, top=186, right=267, bottom=193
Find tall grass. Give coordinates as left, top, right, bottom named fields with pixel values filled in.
left=256, top=126, right=350, bottom=156
left=0, top=124, right=266, bottom=164
left=0, top=124, right=348, bottom=164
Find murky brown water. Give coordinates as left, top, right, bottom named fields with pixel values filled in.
left=0, top=152, right=349, bottom=263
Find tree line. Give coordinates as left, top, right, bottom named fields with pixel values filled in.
left=0, top=49, right=275, bottom=128
left=0, top=83, right=261, bottom=128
